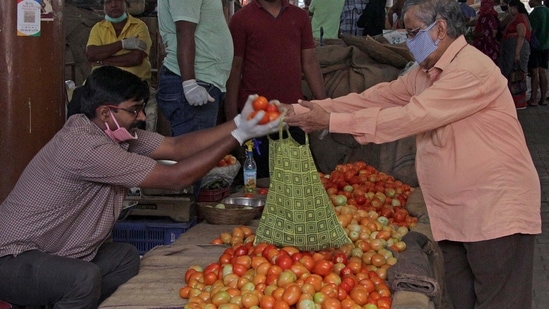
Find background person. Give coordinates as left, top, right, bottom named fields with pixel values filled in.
left=225, top=0, right=327, bottom=179
left=0, top=66, right=280, bottom=309
left=309, top=0, right=346, bottom=39
left=68, top=0, right=152, bottom=119
left=356, top=0, right=387, bottom=37
left=156, top=0, right=233, bottom=137
left=284, top=0, right=541, bottom=307
left=526, top=0, right=549, bottom=106
left=472, top=0, right=500, bottom=63
left=339, top=0, right=369, bottom=36
left=86, top=0, right=151, bottom=82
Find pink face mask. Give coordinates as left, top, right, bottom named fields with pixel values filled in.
left=104, top=110, right=138, bottom=143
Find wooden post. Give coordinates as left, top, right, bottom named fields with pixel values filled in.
left=0, top=0, right=65, bottom=201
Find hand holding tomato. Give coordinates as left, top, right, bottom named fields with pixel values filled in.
left=247, top=95, right=282, bottom=125
left=231, top=94, right=282, bottom=145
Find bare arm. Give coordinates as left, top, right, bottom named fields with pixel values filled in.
left=140, top=120, right=239, bottom=190
left=87, top=45, right=146, bottom=67
left=175, top=21, right=197, bottom=81
left=515, top=22, right=526, bottom=62
left=301, top=48, right=326, bottom=100
left=225, top=56, right=244, bottom=121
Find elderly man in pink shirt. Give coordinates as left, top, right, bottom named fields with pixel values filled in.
left=285, top=0, right=541, bottom=307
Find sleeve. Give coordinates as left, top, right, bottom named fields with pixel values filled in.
left=87, top=24, right=103, bottom=47
left=134, top=20, right=153, bottom=56
left=302, top=66, right=490, bottom=145
left=300, top=10, right=316, bottom=50
left=169, top=0, right=200, bottom=23
left=68, top=135, right=161, bottom=188
left=229, top=13, right=246, bottom=58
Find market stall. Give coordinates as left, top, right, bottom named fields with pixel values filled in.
left=99, top=188, right=450, bottom=309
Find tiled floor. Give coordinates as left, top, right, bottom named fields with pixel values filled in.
left=516, top=104, right=549, bottom=309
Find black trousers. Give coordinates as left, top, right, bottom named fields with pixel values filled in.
left=439, top=233, right=535, bottom=309
left=0, top=242, right=140, bottom=309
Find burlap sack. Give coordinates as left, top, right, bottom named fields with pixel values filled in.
left=254, top=128, right=352, bottom=251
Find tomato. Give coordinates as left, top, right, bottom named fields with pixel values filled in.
left=211, top=290, right=231, bottom=306
left=322, top=297, right=342, bottom=309
left=258, top=187, right=269, bottom=195
left=312, top=260, right=334, bottom=277
left=332, top=252, right=348, bottom=265
left=248, top=110, right=270, bottom=124
left=349, top=287, right=369, bottom=305
left=267, top=111, right=281, bottom=122
left=260, top=295, right=277, bottom=309
left=266, top=102, right=280, bottom=113
left=370, top=254, right=387, bottom=267
left=179, top=286, right=192, bottom=299
left=299, top=255, right=315, bottom=271
left=232, top=264, right=248, bottom=276
left=253, top=95, right=269, bottom=111
left=241, top=291, right=260, bottom=308
left=281, top=283, right=302, bottom=305
left=278, top=269, right=297, bottom=287
left=262, top=244, right=278, bottom=259
left=276, top=254, right=293, bottom=270
left=203, top=271, right=218, bottom=285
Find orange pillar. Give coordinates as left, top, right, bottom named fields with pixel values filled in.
left=0, top=0, right=65, bottom=201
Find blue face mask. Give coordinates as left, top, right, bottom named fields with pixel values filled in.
left=105, top=12, right=128, bottom=23
left=406, top=21, right=440, bottom=64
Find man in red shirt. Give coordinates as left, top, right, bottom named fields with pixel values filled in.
left=225, top=0, right=326, bottom=178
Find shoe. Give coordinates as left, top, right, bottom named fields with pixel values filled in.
left=540, top=101, right=548, bottom=106
left=527, top=100, right=539, bottom=106
left=516, top=106, right=527, bottom=110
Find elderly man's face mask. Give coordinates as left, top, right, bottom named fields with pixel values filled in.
left=406, top=21, right=440, bottom=64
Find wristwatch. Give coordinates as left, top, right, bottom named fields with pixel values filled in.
left=96, top=60, right=103, bottom=66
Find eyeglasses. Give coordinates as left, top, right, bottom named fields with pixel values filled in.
left=406, top=21, right=437, bottom=39
left=106, top=104, right=146, bottom=116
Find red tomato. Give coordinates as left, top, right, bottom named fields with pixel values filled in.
left=266, top=103, right=279, bottom=113
left=312, top=260, right=334, bottom=277
left=267, top=111, right=281, bottom=122
left=276, top=254, right=293, bottom=270
left=258, top=187, right=269, bottom=195
left=332, top=252, right=348, bottom=265
left=253, top=96, right=269, bottom=111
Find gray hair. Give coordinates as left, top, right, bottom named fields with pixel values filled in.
left=402, top=0, right=466, bottom=38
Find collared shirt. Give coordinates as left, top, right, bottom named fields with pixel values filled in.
left=0, top=115, right=162, bottom=261
left=296, top=36, right=541, bottom=242
left=157, top=0, right=233, bottom=91
left=87, top=15, right=152, bottom=81
left=229, top=0, right=316, bottom=107
left=339, top=0, right=368, bottom=36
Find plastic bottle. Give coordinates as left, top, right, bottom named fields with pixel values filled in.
left=243, top=140, right=257, bottom=194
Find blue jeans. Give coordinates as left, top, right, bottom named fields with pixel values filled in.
left=0, top=242, right=140, bottom=308
left=156, top=66, right=223, bottom=137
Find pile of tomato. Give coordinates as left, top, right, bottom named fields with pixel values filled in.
left=179, top=161, right=418, bottom=308
left=248, top=95, right=281, bottom=125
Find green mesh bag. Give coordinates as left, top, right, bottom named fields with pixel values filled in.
left=254, top=127, right=352, bottom=251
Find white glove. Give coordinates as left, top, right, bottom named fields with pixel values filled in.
left=182, top=79, right=215, bottom=106
left=121, top=37, right=147, bottom=51
left=231, top=94, right=282, bottom=145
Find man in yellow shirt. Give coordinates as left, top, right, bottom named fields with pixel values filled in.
left=86, top=0, right=152, bottom=82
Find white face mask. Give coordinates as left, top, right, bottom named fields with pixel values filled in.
left=406, top=21, right=440, bottom=64
left=104, top=110, right=137, bottom=143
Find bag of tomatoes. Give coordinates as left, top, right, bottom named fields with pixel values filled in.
left=254, top=123, right=352, bottom=251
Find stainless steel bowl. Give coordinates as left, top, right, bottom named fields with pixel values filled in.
left=221, top=196, right=265, bottom=218
left=221, top=196, right=265, bottom=208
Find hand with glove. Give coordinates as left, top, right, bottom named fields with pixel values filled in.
left=182, top=79, right=215, bottom=106
left=121, top=37, right=147, bottom=51
left=231, top=94, right=284, bottom=145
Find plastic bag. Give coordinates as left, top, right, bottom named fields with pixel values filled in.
left=254, top=127, right=352, bottom=251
